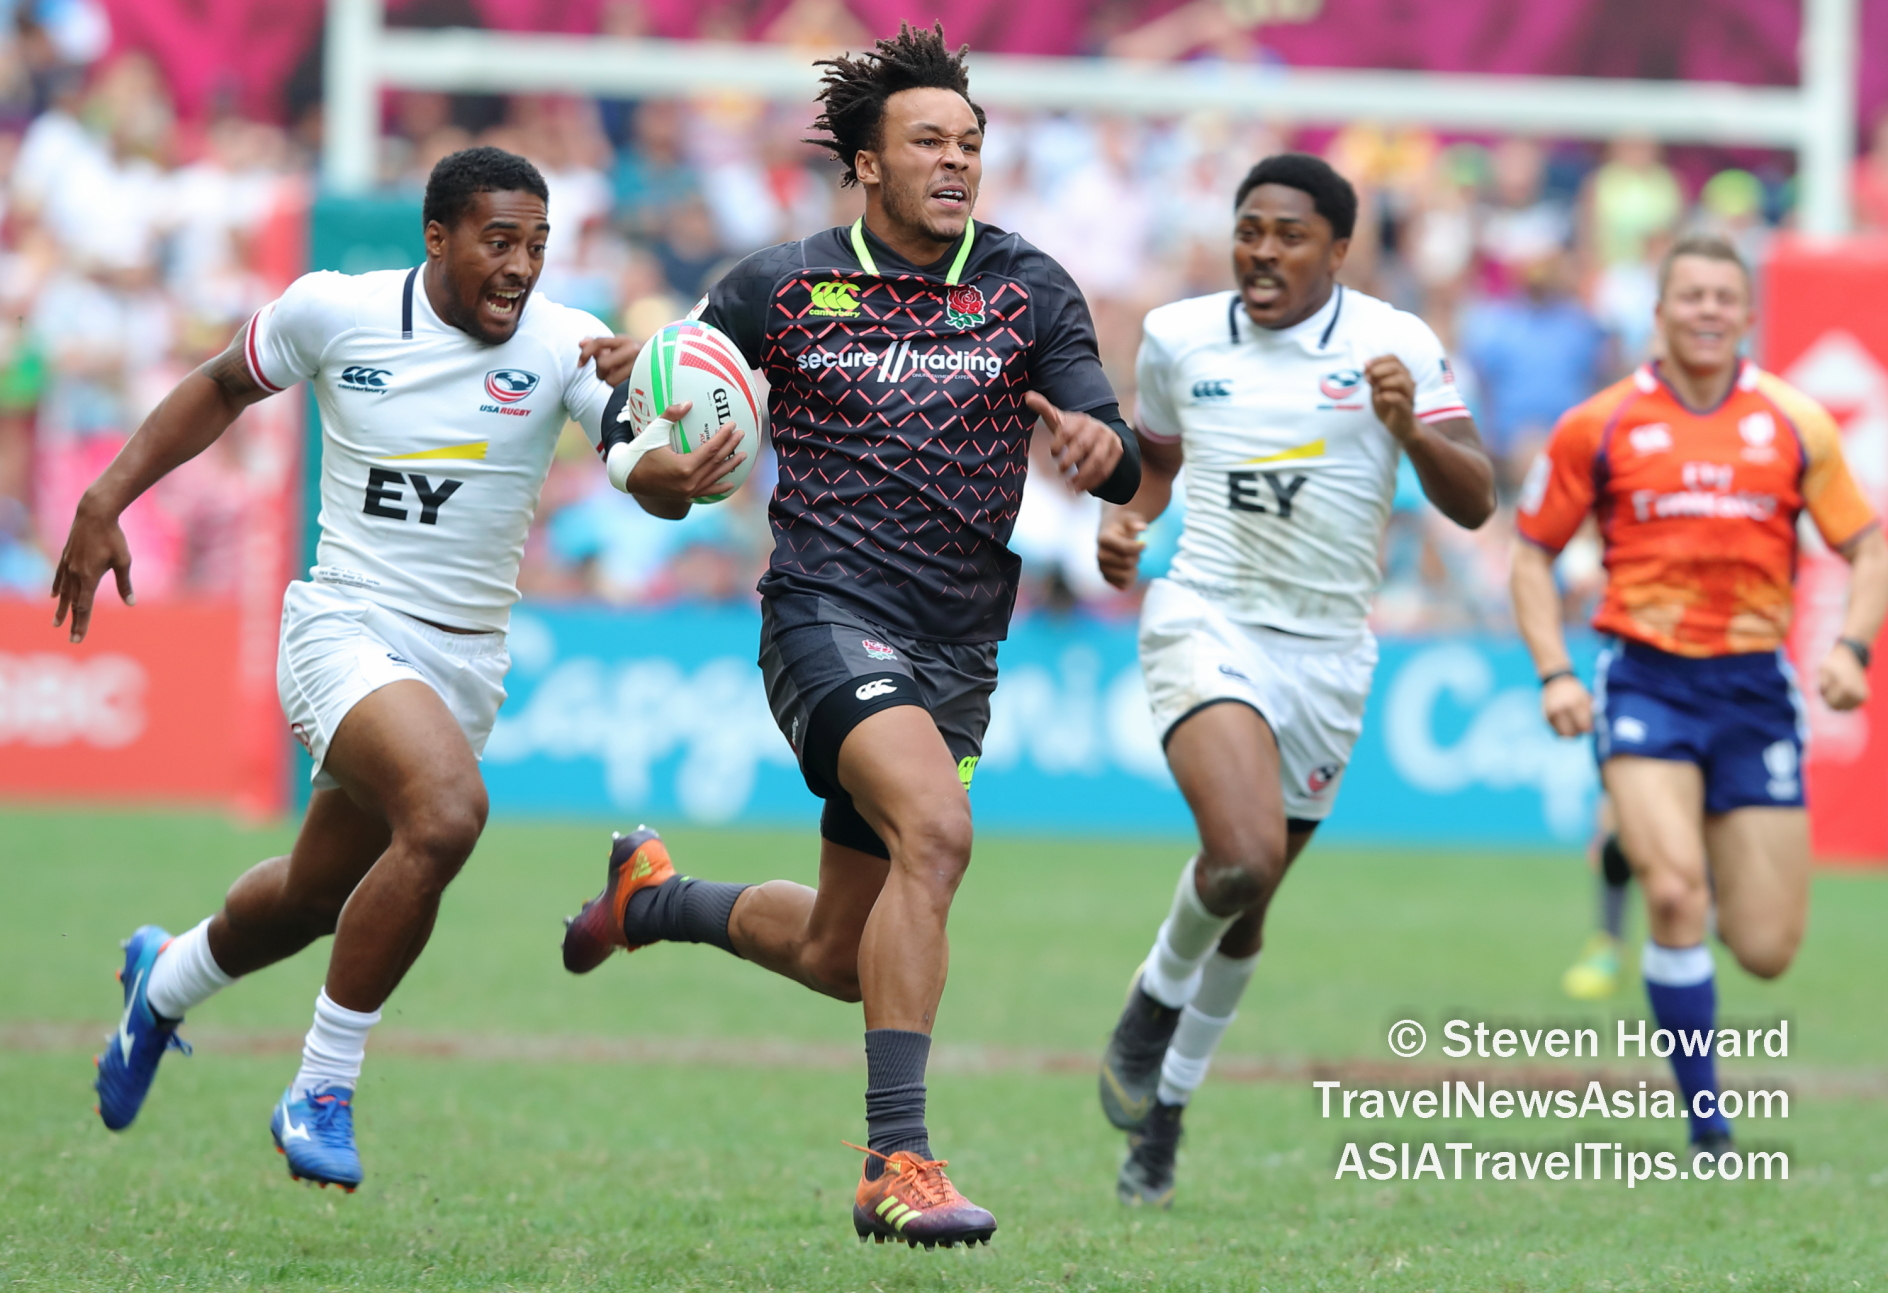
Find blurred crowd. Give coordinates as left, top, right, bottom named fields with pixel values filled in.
left=2, top=30, right=1882, bottom=635
left=0, top=26, right=308, bottom=600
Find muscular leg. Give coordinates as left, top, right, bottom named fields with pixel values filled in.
left=1167, top=702, right=1298, bottom=928
left=715, top=705, right=968, bottom=1026
left=311, top=680, right=489, bottom=1011
left=1605, top=758, right=1710, bottom=947
left=1605, top=755, right=1728, bottom=1143
left=206, top=789, right=392, bottom=977
left=727, top=841, right=889, bottom=1002
left=837, top=706, right=972, bottom=1032
left=1705, top=807, right=1809, bottom=980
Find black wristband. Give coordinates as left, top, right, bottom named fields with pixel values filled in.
left=1539, top=668, right=1576, bottom=688
left=1839, top=637, right=1872, bottom=670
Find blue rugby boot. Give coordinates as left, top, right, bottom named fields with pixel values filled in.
left=271, top=1084, right=363, bottom=1191
left=95, top=925, right=191, bottom=1131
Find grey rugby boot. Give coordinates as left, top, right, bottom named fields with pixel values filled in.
left=1099, top=970, right=1182, bottom=1131
left=1117, top=1098, right=1183, bottom=1208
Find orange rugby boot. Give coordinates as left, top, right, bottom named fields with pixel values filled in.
left=560, top=827, right=675, bottom=973
left=848, top=1143, right=997, bottom=1249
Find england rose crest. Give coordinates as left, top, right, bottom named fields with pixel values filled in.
left=945, top=284, right=985, bottom=329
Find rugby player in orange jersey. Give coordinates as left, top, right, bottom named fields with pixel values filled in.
left=1511, top=233, right=1888, bottom=1167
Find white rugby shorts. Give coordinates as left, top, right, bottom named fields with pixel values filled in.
left=277, top=580, right=509, bottom=791
left=1139, top=578, right=1377, bottom=821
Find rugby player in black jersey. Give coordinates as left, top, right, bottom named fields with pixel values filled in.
left=559, top=24, right=1139, bottom=1248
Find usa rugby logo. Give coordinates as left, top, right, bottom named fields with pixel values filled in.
left=1306, top=763, right=1342, bottom=795
left=1319, top=369, right=1363, bottom=400
left=484, top=369, right=540, bottom=404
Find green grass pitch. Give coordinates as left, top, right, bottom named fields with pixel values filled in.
left=3, top=805, right=1886, bottom=1290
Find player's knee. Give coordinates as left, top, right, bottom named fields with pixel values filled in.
left=894, top=799, right=973, bottom=881
left=397, top=791, right=487, bottom=881
left=1196, top=837, right=1285, bottom=914
left=1639, top=867, right=1707, bottom=927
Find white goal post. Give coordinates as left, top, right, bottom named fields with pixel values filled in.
left=323, top=0, right=1859, bottom=234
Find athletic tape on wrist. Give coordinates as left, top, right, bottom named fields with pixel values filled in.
left=606, top=418, right=674, bottom=493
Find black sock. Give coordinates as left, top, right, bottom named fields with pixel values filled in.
left=1600, top=834, right=1632, bottom=941
left=863, top=1028, right=932, bottom=1181
left=620, top=877, right=748, bottom=955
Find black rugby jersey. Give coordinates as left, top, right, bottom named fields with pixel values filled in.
left=698, top=219, right=1125, bottom=643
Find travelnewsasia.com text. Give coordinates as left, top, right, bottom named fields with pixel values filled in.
left=1313, top=1079, right=1787, bottom=1124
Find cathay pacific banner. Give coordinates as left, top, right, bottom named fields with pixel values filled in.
left=481, top=606, right=1599, bottom=846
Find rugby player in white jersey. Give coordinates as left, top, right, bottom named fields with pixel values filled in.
left=1093, top=154, right=1496, bottom=1206
left=52, top=147, right=732, bottom=1191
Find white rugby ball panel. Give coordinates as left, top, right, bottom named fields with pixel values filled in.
left=624, top=321, right=764, bottom=503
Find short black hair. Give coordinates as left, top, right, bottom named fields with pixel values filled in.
left=805, top=22, right=985, bottom=188
left=422, top=146, right=550, bottom=231
left=1234, top=153, right=1358, bottom=241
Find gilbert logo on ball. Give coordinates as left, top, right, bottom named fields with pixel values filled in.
left=628, top=321, right=765, bottom=504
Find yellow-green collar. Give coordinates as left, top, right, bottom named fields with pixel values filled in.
left=849, top=217, right=976, bottom=285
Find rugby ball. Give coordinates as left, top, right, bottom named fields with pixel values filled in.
left=623, top=320, right=765, bottom=503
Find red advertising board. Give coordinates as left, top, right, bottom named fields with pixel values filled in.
left=1765, top=237, right=1888, bottom=865
left=0, top=601, right=282, bottom=815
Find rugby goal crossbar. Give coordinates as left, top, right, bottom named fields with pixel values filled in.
left=324, top=0, right=1859, bottom=234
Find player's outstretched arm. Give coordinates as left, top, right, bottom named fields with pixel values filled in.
left=577, top=334, right=641, bottom=387
left=1819, top=526, right=1888, bottom=711
left=1511, top=539, right=1592, bottom=737
left=1025, top=392, right=1139, bottom=501
left=52, top=333, right=273, bottom=643
left=1364, top=355, right=1495, bottom=530
left=1097, top=434, right=1181, bottom=591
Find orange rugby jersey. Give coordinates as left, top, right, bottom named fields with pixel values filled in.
left=1516, top=360, right=1877, bottom=657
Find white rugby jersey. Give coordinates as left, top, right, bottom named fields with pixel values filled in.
left=1136, top=286, right=1468, bottom=636
left=247, top=268, right=615, bottom=631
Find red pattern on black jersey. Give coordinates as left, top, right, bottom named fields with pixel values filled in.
left=701, top=224, right=1116, bottom=642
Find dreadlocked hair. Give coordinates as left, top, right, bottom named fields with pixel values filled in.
left=805, top=22, right=984, bottom=188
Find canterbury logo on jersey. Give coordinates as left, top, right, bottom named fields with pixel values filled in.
left=807, top=281, right=862, bottom=318
left=855, top=679, right=899, bottom=700
left=340, top=366, right=392, bottom=392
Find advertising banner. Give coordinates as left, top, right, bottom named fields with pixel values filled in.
left=0, top=602, right=275, bottom=811
left=1764, top=239, right=1888, bottom=864
left=482, top=605, right=1603, bottom=847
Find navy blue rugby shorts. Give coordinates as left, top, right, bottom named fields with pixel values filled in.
left=1592, top=637, right=1807, bottom=814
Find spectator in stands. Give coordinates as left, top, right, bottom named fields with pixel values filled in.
left=1580, top=133, right=1682, bottom=271
left=1477, top=138, right=1572, bottom=297
left=1461, top=250, right=1608, bottom=495
left=612, top=100, right=699, bottom=238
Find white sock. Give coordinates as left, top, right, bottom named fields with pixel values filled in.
left=145, top=918, right=235, bottom=1020
left=1157, top=950, right=1260, bottom=1105
left=291, top=989, right=381, bottom=1098
left=1140, top=857, right=1238, bottom=1009
left=1641, top=940, right=1714, bottom=986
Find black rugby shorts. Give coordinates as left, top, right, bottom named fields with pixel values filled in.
left=758, top=595, right=995, bottom=858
